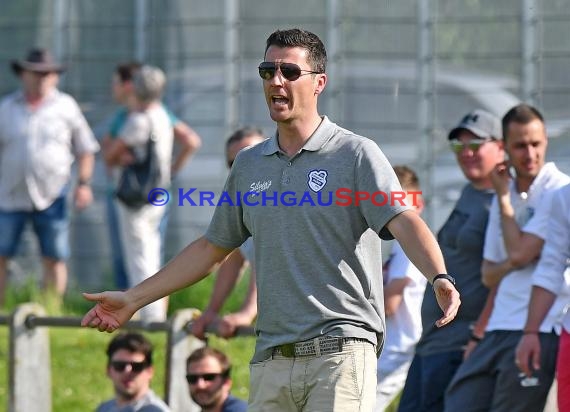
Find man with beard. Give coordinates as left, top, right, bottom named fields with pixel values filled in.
left=444, top=104, right=570, bottom=412
left=97, top=332, right=170, bottom=412
left=186, top=347, right=247, bottom=412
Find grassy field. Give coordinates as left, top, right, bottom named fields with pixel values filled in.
left=0, top=272, right=255, bottom=410
left=0, top=271, right=400, bottom=411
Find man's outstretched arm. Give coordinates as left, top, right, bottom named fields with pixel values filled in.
left=81, top=236, right=233, bottom=332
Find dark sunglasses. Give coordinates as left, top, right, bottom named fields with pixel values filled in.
left=186, top=370, right=229, bottom=385
left=110, top=360, right=149, bottom=373
left=449, top=138, right=493, bottom=154
left=258, top=62, right=321, bottom=81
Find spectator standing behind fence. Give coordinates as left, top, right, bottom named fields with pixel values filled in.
left=186, top=347, right=247, bottom=412
left=444, top=104, right=570, bottom=412
left=82, top=28, right=460, bottom=411
left=103, top=62, right=201, bottom=290
left=376, top=165, right=427, bottom=411
left=0, top=48, right=99, bottom=307
left=514, top=183, right=570, bottom=411
left=103, top=65, right=173, bottom=322
left=191, top=127, right=266, bottom=340
left=398, top=109, right=504, bottom=412
left=97, top=331, right=170, bottom=412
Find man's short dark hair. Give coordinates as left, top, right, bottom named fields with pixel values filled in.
left=225, top=126, right=265, bottom=152
left=106, top=332, right=154, bottom=365
left=265, top=28, right=327, bottom=74
left=115, top=61, right=142, bottom=83
left=186, top=347, right=231, bottom=379
left=502, top=103, right=545, bottom=141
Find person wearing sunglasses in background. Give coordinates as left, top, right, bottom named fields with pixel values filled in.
left=444, top=104, right=570, bottom=412
left=186, top=347, right=247, bottom=412
left=82, top=28, right=460, bottom=411
left=398, top=110, right=504, bottom=412
left=97, top=332, right=170, bottom=412
left=191, top=127, right=266, bottom=340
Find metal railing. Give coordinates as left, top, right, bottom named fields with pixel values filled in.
left=0, top=303, right=254, bottom=412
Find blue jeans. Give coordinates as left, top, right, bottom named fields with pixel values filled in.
left=0, top=197, right=69, bottom=260
left=398, top=350, right=463, bottom=412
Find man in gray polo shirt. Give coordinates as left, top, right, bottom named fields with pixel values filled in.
left=82, top=28, right=460, bottom=411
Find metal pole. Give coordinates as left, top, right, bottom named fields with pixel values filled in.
left=326, top=0, right=342, bottom=121
left=521, top=0, right=538, bottom=105
left=224, top=0, right=240, bottom=137
left=135, top=0, right=148, bottom=62
left=417, top=0, right=435, bottom=227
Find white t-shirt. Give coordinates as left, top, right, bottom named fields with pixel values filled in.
left=532, top=184, right=570, bottom=333
left=381, top=241, right=427, bottom=355
left=484, top=162, right=570, bottom=333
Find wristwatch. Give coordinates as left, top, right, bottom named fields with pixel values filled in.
left=78, top=178, right=91, bottom=187
left=432, top=273, right=456, bottom=287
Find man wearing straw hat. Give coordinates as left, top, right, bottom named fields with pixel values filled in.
left=0, top=48, right=99, bottom=306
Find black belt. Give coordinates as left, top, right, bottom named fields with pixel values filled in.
left=272, top=336, right=370, bottom=358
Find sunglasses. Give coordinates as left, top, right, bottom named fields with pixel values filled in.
left=110, top=360, right=149, bottom=373
left=258, top=62, right=321, bottom=81
left=449, top=139, right=493, bottom=154
left=186, top=371, right=229, bottom=385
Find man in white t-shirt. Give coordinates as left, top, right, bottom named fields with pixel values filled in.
left=376, top=165, right=427, bottom=411
left=445, top=104, right=570, bottom=412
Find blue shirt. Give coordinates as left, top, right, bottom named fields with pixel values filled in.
left=222, top=395, right=248, bottom=412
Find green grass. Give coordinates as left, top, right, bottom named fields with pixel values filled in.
left=0, top=271, right=402, bottom=411
left=0, top=270, right=255, bottom=411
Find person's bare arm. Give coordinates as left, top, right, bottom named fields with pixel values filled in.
left=463, top=285, right=497, bottom=359
left=104, top=139, right=132, bottom=167
left=218, top=266, right=258, bottom=338
left=491, top=164, right=544, bottom=266
left=82, top=236, right=233, bottom=332
left=191, top=249, right=246, bottom=339
left=515, top=286, right=557, bottom=377
left=481, top=259, right=515, bottom=288
left=171, top=121, right=202, bottom=175
left=387, top=210, right=460, bottom=327
left=74, top=153, right=95, bottom=210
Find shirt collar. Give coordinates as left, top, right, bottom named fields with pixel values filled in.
left=261, top=116, right=336, bottom=156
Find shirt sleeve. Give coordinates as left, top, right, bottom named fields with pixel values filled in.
left=205, top=152, right=251, bottom=249
left=67, top=96, right=99, bottom=154
left=354, top=138, right=410, bottom=239
left=523, top=189, right=554, bottom=240
left=532, top=185, right=570, bottom=294
left=108, top=108, right=129, bottom=138
left=483, top=195, right=504, bottom=262
left=119, top=112, right=151, bottom=147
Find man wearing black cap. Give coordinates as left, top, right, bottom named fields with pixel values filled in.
left=398, top=109, right=505, bottom=412
left=0, top=48, right=99, bottom=305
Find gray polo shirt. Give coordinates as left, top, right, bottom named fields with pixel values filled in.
left=0, top=89, right=99, bottom=211
left=206, top=116, right=409, bottom=362
left=96, top=389, right=170, bottom=411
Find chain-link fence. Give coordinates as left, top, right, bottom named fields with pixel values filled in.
left=1, top=0, right=569, bottom=289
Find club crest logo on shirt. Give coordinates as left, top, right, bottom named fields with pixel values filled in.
left=307, top=170, right=328, bottom=192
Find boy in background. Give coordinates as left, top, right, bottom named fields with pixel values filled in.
left=376, top=165, right=427, bottom=411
